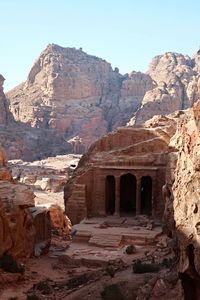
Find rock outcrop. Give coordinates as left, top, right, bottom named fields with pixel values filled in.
left=0, top=145, right=52, bottom=258
left=0, top=74, right=72, bottom=161
left=0, top=146, right=36, bottom=257
left=128, top=52, right=200, bottom=125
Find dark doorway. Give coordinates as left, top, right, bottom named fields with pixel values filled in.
left=120, top=173, right=136, bottom=215
left=141, top=176, right=152, bottom=215
left=105, top=176, right=115, bottom=215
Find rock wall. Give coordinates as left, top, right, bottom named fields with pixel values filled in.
left=163, top=99, right=200, bottom=298
left=0, top=146, right=51, bottom=258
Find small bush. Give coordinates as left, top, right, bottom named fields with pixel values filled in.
left=105, top=266, right=115, bottom=278
left=132, top=260, right=160, bottom=273
left=34, top=280, right=51, bottom=295
left=125, top=245, right=136, bottom=255
left=8, top=297, right=19, bottom=300
left=26, top=296, right=39, bottom=300
left=0, top=254, right=25, bottom=273
left=161, top=257, right=175, bottom=268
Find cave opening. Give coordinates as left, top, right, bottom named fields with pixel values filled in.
left=179, top=244, right=200, bottom=300
left=141, top=176, right=152, bottom=215
left=120, top=173, right=136, bottom=215
left=179, top=273, right=197, bottom=300
left=105, top=175, right=115, bottom=215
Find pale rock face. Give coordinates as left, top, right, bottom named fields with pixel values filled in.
left=7, top=45, right=156, bottom=153
left=128, top=52, right=200, bottom=125
left=8, top=44, right=123, bottom=151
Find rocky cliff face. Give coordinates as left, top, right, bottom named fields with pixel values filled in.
left=0, top=74, right=72, bottom=161
left=163, top=99, right=200, bottom=298
left=128, top=52, right=200, bottom=125
left=6, top=45, right=156, bottom=153
left=6, top=46, right=200, bottom=156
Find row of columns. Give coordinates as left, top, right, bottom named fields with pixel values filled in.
left=113, top=175, right=148, bottom=217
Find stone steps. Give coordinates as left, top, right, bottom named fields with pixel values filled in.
left=89, top=233, right=122, bottom=248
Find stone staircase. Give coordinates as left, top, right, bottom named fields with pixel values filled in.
left=89, top=233, right=122, bottom=248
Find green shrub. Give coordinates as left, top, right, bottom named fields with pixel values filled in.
left=125, top=245, right=136, bottom=254
left=8, top=297, right=19, bottom=300
left=0, top=254, right=25, bottom=274
left=132, top=260, right=160, bottom=273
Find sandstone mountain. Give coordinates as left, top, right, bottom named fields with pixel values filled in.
left=8, top=44, right=156, bottom=152
left=6, top=44, right=200, bottom=157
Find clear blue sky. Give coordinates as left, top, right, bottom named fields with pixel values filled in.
left=1, top=0, right=200, bottom=91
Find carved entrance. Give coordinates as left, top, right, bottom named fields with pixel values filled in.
left=120, top=173, right=136, bottom=215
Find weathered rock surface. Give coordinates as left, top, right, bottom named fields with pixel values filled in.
left=0, top=74, right=72, bottom=161
left=128, top=52, right=200, bottom=125
left=0, top=146, right=36, bottom=257
left=162, top=99, right=200, bottom=297
left=0, top=145, right=54, bottom=258
left=5, top=45, right=159, bottom=153
left=7, top=47, right=200, bottom=156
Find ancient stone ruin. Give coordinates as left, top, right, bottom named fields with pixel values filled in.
left=65, top=117, right=177, bottom=224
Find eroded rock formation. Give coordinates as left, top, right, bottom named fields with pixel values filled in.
left=0, top=146, right=36, bottom=257
left=8, top=45, right=200, bottom=155
left=128, top=52, right=200, bottom=125
left=0, top=73, right=72, bottom=161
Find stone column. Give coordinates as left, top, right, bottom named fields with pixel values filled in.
left=93, top=170, right=106, bottom=216
left=136, top=176, right=141, bottom=215
left=114, top=176, right=120, bottom=217
left=151, top=176, right=156, bottom=218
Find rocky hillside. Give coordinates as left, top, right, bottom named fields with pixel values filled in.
left=6, top=45, right=200, bottom=155
left=0, top=75, right=72, bottom=160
